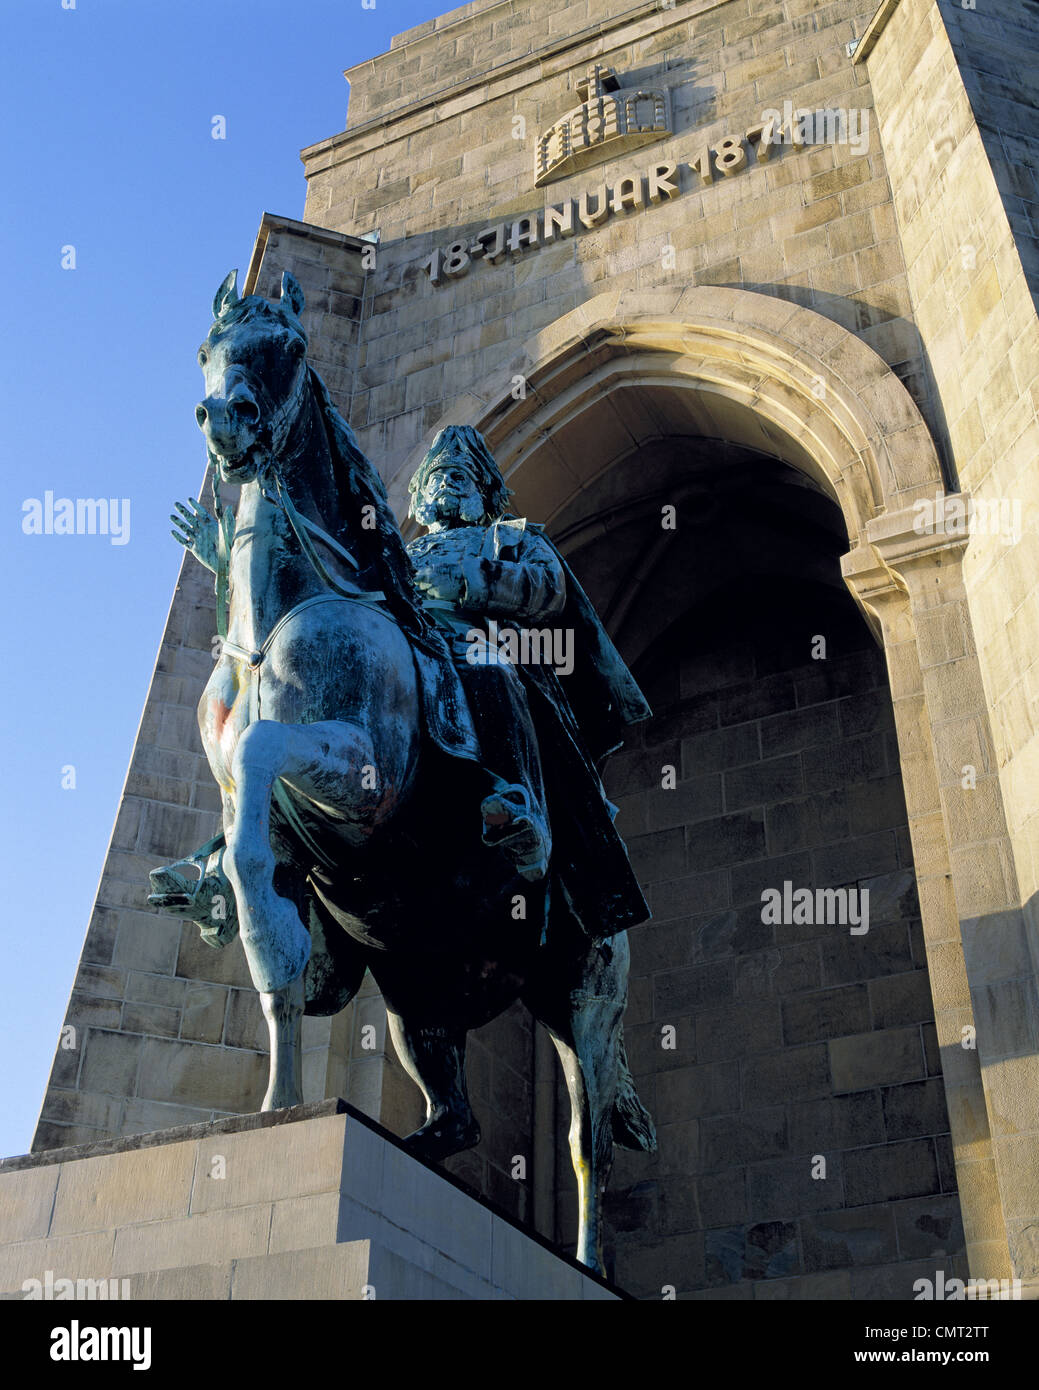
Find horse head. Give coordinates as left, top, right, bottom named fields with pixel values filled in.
left=194, top=267, right=436, bottom=651
left=195, top=269, right=310, bottom=484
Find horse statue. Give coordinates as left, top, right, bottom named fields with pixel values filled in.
left=147, top=269, right=655, bottom=1276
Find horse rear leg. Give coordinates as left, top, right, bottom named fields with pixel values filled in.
left=526, top=932, right=631, bottom=1276
left=386, top=1011, right=480, bottom=1162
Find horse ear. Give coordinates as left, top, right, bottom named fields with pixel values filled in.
left=213, top=269, right=239, bottom=319
left=280, top=271, right=305, bottom=319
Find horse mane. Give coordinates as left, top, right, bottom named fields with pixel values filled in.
left=306, top=366, right=443, bottom=654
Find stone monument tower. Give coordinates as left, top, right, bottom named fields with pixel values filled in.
left=14, top=0, right=1039, bottom=1300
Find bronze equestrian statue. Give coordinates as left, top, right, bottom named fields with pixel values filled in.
left=148, top=269, right=655, bottom=1274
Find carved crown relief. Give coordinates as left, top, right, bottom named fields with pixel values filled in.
left=534, top=65, right=672, bottom=188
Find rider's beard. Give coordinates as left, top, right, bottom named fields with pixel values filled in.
left=458, top=492, right=486, bottom=524
left=413, top=491, right=487, bottom=528
left=412, top=495, right=443, bottom=527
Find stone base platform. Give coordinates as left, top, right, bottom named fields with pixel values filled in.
left=0, top=1100, right=619, bottom=1301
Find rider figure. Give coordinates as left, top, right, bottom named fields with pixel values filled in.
left=406, top=426, right=652, bottom=941
left=407, top=435, right=555, bottom=883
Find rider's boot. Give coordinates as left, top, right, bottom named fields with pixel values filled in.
left=480, top=778, right=551, bottom=881
left=458, top=660, right=553, bottom=882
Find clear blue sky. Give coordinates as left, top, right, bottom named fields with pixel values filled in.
left=0, top=0, right=450, bottom=1158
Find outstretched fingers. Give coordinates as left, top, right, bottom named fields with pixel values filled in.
left=170, top=498, right=213, bottom=549
left=170, top=508, right=195, bottom=547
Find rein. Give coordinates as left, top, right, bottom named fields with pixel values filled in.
left=220, top=591, right=385, bottom=671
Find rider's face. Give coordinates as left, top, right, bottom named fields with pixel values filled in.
left=422, top=465, right=484, bottom=525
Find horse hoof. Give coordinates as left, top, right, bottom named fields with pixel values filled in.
left=402, top=1114, right=481, bottom=1162
left=261, top=1089, right=303, bottom=1112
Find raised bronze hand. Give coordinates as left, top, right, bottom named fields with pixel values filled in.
left=171, top=496, right=220, bottom=573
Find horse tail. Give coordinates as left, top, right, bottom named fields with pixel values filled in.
left=612, top=1028, right=657, bottom=1152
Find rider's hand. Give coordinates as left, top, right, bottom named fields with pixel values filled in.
left=171, top=498, right=220, bottom=574
left=413, top=565, right=463, bottom=603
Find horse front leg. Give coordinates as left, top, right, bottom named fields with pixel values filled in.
left=223, top=724, right=308, bottom=1110
left=257, top=972, right=305, bottom=1111
left=223, top=716, right=384, bottom=1112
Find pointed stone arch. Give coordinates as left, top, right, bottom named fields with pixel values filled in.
left=392, top=285, right=944, bottom=551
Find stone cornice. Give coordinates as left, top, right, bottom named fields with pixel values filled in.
left=301, top=0, right=723, bottom=173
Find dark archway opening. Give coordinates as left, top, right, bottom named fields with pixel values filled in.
left=539, top=433, right=965, bottom=1299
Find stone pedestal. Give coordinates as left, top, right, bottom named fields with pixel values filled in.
left=0, top=1101, right=618, bottom=1301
